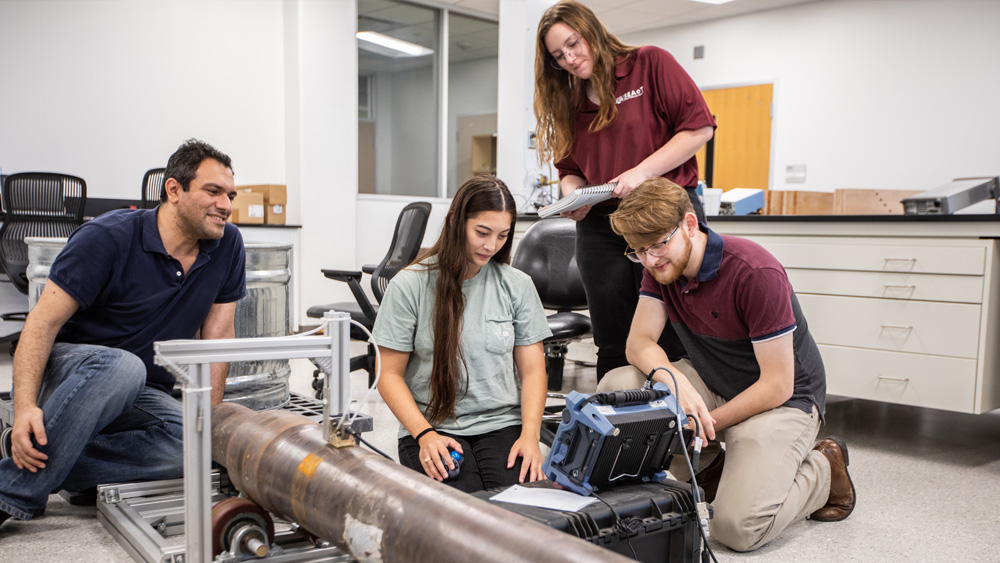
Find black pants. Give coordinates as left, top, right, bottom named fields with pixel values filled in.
left=576, top=186, right=705, bottom=380
left=398, top=425, right=524, bottom=493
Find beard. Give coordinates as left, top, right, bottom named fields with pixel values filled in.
left=174, top=194, right=228, bottom=241
left=648, top=231, right=692, bottom=285
left=187, top=214, right=225, bottom=240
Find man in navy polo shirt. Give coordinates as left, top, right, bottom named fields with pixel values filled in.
left=599, top=178, right=856, bottom=552
left=0, top=139, right=246, bottom=529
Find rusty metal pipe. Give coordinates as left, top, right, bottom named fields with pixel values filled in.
left=212, top=402, right=632, bottom=563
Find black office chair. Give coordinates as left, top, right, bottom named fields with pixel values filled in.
left=140, top=168, right=166, bottom=209
left=0, top=173, right=87, bottom=347
left=306, top=201, right=432, bottom=393
left=512, top=218, right=592, bottom=392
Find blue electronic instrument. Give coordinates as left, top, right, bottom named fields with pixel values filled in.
left=719, top=188, right=765, bottom=215
left=543, top=384, right=686, bottom=496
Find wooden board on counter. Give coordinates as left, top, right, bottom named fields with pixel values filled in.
left=833, top=189, right=921, bottom=215
left=767, top=190, right=835, bottom=215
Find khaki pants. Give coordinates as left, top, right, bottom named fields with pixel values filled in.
left=599, top=361, right=832, bottom=552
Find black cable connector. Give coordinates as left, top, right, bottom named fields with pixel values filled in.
left=343, top=428, right=394, bottom=460
left=584, top=387, right=670, bottom=409
left=592, top=491, right=640, bottom=561
left=661, top=369, right=719, bottom=563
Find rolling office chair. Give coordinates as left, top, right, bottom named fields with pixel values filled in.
left=140, top=168, right=166, bottom=209
left=511, top=217, right=592, bottom=392
left=0, top=173, right=87, bottom=349
left=306, top=201, right=432, bottom=394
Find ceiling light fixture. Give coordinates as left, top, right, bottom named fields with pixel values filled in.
left=687, top=0, right=736, bottom=5
left=356, top=31, right=433, bottom=58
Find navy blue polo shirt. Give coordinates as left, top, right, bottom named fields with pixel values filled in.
left=639, top=224, right=826, bottom=418
left=49, top=208, right=246, bottom=393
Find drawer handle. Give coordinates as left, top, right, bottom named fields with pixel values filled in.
left=884, top=257, right=917, bottom=262
left=878, top=375, right=910, bottom=383
left=880, top=324, right=913, bottom=331
left=883, top=284, right=916, bottom=290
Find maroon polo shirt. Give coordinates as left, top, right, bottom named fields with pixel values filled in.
left=556, top=46, right=716, bottom=192
left=639, top=226, right=827, bottom=418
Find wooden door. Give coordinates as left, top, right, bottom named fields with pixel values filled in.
left=696, top=84, right=773, bottom=191
left=457, top=113, right=498, bottom=194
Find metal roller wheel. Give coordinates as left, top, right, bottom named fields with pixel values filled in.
left=211, top=497, right=275, bottom=558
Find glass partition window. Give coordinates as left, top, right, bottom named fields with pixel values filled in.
left=447, top=12, right=498, bottom=197
left=358, top=0, right=497, bottom=198
left=358, top=0, right=439, bottom=197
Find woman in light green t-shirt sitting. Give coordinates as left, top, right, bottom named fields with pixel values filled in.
left=373, top=175, right=553, bottom=493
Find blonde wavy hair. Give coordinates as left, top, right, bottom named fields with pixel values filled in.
left=610, top=178, right=693, bottom=248
left=533, top=0, right=638, bottom=166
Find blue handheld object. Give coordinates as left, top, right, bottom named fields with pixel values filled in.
left=443, top=449, right=463, bottom=479
left=542, top=383, right=685, bottom=496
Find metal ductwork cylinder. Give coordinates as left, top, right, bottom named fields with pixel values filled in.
left=227, top=242, right=293, bottom=410
left=27, top=237, right=293, bottom=410
left=212, top=402, right=631, bottom=563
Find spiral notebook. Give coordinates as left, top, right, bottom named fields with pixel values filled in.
left=538, top=183, right=616, bottom=218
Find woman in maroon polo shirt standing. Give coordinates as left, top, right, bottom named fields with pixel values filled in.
left=533, top=0, right=716, bottom=381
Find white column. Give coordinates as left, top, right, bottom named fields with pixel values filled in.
left=496, top=0, right=556, bottom=213
left=284, top=0, right=359, bottom=324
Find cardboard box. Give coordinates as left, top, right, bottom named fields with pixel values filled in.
left=230, top=190, right=264, bottom=224
left=238, top=184, right=287, bottom=225
left=265, top=203, right=285, bottom=225
left=833, top=189, right=921, bottom=215
left=769, top=190, right=835, bottom=215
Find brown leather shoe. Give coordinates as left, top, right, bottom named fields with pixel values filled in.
left=810, top=436, right=856, bottom=522
left=689, top=450, right=725, bottom=503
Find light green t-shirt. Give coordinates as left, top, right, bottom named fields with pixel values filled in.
left=372, top=259, right=553, bottom=438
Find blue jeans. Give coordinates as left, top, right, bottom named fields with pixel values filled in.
left=0, top=343, right=184, bottom=520
left=398, top=425, right=524, bottom=493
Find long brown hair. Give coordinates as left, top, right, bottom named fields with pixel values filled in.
left=415, top=175, right=517, bottom=425
left=533, top=0, right=637, bottom=165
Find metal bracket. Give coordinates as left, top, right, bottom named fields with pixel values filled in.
left=103, top=487, right=121, bottom=505
left=327, top=426, right=357, bottom=449
left=153, top=311, right=354, bottom=563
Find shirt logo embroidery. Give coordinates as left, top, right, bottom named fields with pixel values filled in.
left=494, top=323, right=513, bottom=348
left=615, top=85, right=644, bottom=105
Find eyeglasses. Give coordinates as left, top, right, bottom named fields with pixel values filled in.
left=624, top=227, right=680, bottom=263
left=549, top=36, right=584, bottom=69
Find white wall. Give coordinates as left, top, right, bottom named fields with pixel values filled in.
left=0, top=0, right=359, bottom=325
left=496, top=0, right=555, bottom=211
left=0, top=0, right=285, bottom=199
left=7, top=0, right=998, bottom=326
left=288, top=0, right=359, bottom=320
left=622, top=0, right=1000, bottom=191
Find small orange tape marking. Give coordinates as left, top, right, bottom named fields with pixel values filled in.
left=298, top=453, right=323, bottom=477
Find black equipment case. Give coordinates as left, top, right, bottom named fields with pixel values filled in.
left=475, top=479, right=704, bottom=563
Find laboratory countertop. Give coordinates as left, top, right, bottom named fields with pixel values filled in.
left=518, top=212, right=1000, bottom=223
left=708, top=213, right=1000, bottom=223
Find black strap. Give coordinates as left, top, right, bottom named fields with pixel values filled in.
left=414, top=427, right=436, bottom=442
left=647, top=366, right=674, bottom=386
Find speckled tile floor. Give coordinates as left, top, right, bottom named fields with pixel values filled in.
left=1, top=339, right=999, bottom=562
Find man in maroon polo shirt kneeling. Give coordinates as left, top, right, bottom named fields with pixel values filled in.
left=598, top=177, right=856, bottom=552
